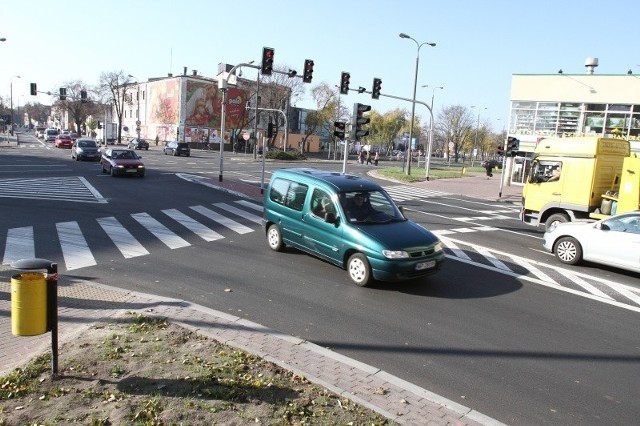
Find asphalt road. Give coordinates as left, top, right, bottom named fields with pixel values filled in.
left=2, top=136, right=639, bottom=425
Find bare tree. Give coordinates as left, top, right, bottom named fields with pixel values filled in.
left=52, top=80, right=94, bottom=134
left=98, top=71, right=136, bottom=144
left=257, top=65, right=304, bottom=147
left=434, top=105, right=475, bottom=162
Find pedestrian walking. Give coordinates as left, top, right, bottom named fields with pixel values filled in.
left=365, top=150, right=372, bottom=165
left=155, top=135, right=159, bottom=146
left=374, top=151, right=379, bottom=166
left=484, top=161, right=494, bottom=179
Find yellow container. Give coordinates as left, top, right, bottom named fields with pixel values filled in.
left=11, top=272, right=47, bottom=336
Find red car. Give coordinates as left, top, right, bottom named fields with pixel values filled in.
left=54, top=134, right=73, bottom=148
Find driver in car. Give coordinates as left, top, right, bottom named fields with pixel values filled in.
left=346, top=193, right=376, bottom=222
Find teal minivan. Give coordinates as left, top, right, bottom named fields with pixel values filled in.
left=262, top=168, right=445, bottom=286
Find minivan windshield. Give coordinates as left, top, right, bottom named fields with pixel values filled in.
left=339, top=190, right=405, bottom=224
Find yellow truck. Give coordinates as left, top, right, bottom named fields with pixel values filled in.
left=520, top=137, right=639, bottom=230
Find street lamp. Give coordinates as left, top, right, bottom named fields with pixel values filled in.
left=470, top=105, right=487, bottom=167
left=399, top=32, right=435, bottom=175
left=219, top=60, right=255, bottom=182
left=127, top=74, right=141, bottom=139
left=421, top=84, right=443, bottom=180
left=10, top=75, right=21, bottom=136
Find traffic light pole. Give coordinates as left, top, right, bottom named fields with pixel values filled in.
left=356, top=88, right=434, bottom=179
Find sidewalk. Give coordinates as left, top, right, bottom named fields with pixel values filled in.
left=0, top=159, right=509, bottom=426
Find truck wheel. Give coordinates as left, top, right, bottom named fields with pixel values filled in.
left=347, top=253, right=372, bottom=287
left=545, top=213, right=569, bottom=231
left=266, top=224, right=285, bottom=252
left=554, top=236, right=582, bottom=265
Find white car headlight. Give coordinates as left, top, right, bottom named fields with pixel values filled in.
left=382, top=250, right=409, bottom=259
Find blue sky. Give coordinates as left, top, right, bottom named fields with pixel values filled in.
left=3, top=0, right=638, bottom=131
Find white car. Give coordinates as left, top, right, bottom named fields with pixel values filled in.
left=543, top=211, right=640, bottom=273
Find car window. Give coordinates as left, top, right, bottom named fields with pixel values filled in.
left=310, top=188, right=335, bottom=218
left=268, top=178, right=308, bottom=211
left=605, top=215, right=640, bottom=234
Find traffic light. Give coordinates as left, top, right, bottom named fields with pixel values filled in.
left=372, top=78, right=382, bottom=99
left=302, top=59, right=314, bottom=83
left=339, top=72, right=350, bottom=95
left=506, top=137, right=520, bottom=156
left=261, top=47, right=274, bottom=75
left=497, top=143, right=504, bottom=156
left=267, top=122, right=275, bottom=138
left=80, top=90, right=87, bottom=102
left=333, top=121, right=346, bottom=139
left=59, top=87, right=67, bottom=101
left=30, top=83, right=37, bottom=96
left=352, top=103, right=371, bottom=142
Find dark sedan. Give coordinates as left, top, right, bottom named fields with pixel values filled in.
left=71, top=138, right=101, bottom=161
left=100, top=148, right=145, bottom=177
left=163, top=141, right=191, bottom=157
left=128, top=138, right=149, bottom=150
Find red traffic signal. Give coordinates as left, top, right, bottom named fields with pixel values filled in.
left=30, top=83, right=37, bottom=96
left=261, top=47, right=274, bottom=75
left=302, top=59, right=314, bottom=83
left=339, top=72, right=350, bottom=95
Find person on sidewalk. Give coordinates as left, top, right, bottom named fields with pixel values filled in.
left=484, top=161, right=494, bottom=179
left=374, top=151, right=379, bottom=166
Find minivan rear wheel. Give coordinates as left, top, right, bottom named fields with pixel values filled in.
left=266, top=224, right=285, bottom=252
left=348, top=253, right=372, bottom=287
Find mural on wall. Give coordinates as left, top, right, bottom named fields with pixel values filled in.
left=184, top=82, right=248, bottom=128
left=149, top=79, right=179, bottom=141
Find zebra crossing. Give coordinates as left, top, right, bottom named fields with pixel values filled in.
left=0, top=176, right=106, bottom=203
left=436, top=233, right=640, bottom=312
left=383, top=185, right=447, bottom=202
left=2, top=200, right=263, bottom=271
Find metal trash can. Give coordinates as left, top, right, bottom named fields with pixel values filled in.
left=11, top=272, right=47, bottom=336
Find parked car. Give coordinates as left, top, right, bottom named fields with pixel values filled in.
left=543, top=211, right=640, bottom=273
left=127, top=138, right=149, bottom=150
left=100, top=148, right=145, bottom=177
left=262, top=168, right=445, bottom=287
left=163, top=141, right=190, bottom=157
left=71, top=138, right=101, bottom=161
left=54, top=134, right=73, bottom=148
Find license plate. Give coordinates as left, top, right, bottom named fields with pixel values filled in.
left=126, top=169, right=138, bottom=173
left=415, top=260, right=436, bottom=270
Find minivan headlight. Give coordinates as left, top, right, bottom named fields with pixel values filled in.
left=382, top=250, right=409, bottom=259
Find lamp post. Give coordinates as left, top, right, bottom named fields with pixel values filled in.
left=219, top=60, right=256, bottom=182
left=10, top=75, right=21, bottom=136
left=421, top=85, right=443, bottom=180
left=470, top=105, right=487, bottom=167
left=127, top=74, right=141, bottom=139
left=399, top=33, right=435, bottom=175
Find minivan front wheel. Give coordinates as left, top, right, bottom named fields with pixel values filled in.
left=347, top=253, right=372, bottom=287
left=266, top=224, right=285, bottom=252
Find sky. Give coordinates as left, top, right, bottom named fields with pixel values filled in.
left=2, top=0, right=639, bottom=132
